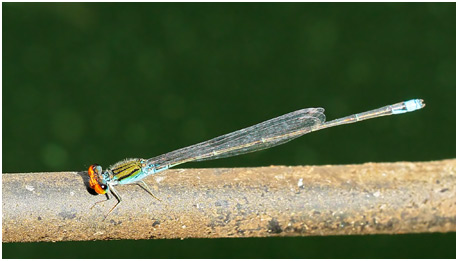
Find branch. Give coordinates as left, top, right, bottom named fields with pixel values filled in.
left=2, top=159, right=455, bottom=242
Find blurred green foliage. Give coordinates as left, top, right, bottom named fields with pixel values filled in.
left=3, top=3, right=455, bottom=258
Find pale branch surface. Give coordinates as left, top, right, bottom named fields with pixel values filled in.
left=2, top=159, right=455, bottom=242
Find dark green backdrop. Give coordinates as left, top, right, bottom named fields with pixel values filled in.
left=3, top=3, right=455, bottom=258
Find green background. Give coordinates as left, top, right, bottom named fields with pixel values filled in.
left=3, top=3, right=455, bottom=258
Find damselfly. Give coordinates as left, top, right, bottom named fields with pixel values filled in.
left=88, top=99, right=425, bottom=218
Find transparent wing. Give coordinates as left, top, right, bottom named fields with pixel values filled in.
left=146, top=108, right=325, bottom=170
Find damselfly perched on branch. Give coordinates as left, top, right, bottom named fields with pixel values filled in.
left=88, top=99, right=425, bottom=218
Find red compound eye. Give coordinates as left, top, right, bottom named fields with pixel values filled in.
left=88, top=164, right=107, bottom=195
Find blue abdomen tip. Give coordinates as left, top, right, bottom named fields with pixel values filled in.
left=405, top=99, right=425, bottom=112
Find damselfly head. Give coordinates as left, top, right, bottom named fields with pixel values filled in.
left=88, top=164, right=108, bottom=194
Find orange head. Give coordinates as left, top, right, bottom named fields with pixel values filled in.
left=88, top=164, right=108, bottom=194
